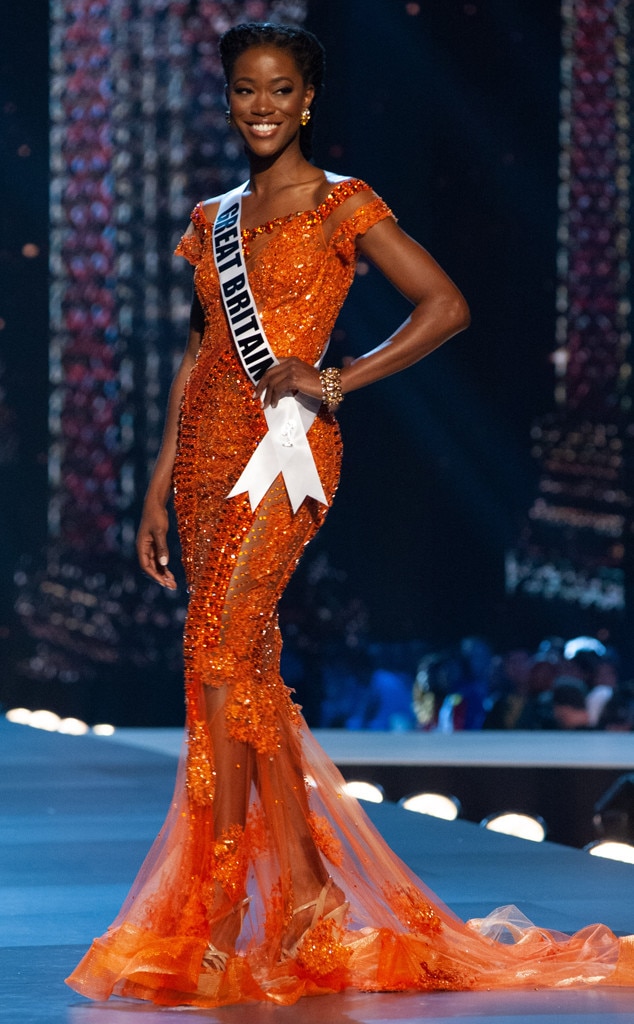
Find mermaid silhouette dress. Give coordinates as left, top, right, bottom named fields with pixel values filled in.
left=66, top=180, right=634, bottom=1007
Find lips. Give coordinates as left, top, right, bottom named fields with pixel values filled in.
left=247, top=122, right=281, bottom=136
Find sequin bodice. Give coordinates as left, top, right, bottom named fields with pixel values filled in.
left=172, top=178, right=394, bottom=591
left=176, top=177, right=392, bottom=369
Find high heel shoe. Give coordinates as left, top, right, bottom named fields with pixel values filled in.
left=201, top=943, right=230, bottom=972
left=202, top=896, right=250, bottom=971
left=283, top=877, right=349, bottom=959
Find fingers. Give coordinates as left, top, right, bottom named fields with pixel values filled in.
left=136, top=521, right=177, bottom=590
left=145, top=550, right=177, bottom=590
left=154, top=551, right=177, bottom=590
left=158, top=565, right=177, bottom=590
left=254, top=365, right=280, bottom=407
left=255, top=358, right=321, bottom=409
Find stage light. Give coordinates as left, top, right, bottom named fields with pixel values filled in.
left=6, top=708, right=98, bottom=736
left=57, top=717, right=89, bottom=735
left=399, top=792, right=462, bottom=820
left=585, top=841, right=634, bottom=865
left=5, top=708, right=33, bottom=725
left=28, top=709, right=61, bottom=732
left=343, top=781, right=384, bottom=803
left=481, top=812, right=547, bottom=842
left=92, top=723, right=116, bottom=736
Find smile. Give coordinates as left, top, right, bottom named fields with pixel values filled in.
left=248, top=123, right=281, bottom=133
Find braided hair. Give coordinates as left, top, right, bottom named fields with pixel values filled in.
left=219, top=22, right=325, bottom=159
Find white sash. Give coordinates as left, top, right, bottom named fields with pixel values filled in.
left=212, top=184, right=328, bottom=514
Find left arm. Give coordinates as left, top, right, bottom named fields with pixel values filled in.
left=255, top=217, right=470, bottom=408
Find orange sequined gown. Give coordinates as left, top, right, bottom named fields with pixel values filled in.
left=66, top=180, right=634, bottom=1007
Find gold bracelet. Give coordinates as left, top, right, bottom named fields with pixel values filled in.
left=319, top=367, right=344, bottom=411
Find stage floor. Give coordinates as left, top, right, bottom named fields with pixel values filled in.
left=1, top=719, right=633, bottom=1024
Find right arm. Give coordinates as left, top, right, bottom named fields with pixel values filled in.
left=136, top=292, right=204, bottom=588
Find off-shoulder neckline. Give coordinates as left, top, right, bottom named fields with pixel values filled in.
left=193, top=177, right=371, bottom=237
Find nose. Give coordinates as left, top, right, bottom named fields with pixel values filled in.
left=251, top=91, right=274, bottom=116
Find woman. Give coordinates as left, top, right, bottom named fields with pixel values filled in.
left=67, top=22, right=633, bottom=1008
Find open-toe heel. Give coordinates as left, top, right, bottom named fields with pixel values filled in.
left=201, top=943, right=230, bottom=972
left=283, top=878, right=349, bottom=959
left=202, top=896, right=251, bottom=971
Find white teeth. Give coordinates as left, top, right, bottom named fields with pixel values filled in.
left=251, top=123, right=278, bottom=132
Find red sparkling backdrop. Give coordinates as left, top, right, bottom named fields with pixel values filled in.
left=13, top=0, right=307, bottom=721
left=557, top=0, right=631, bottom=418
left=507, top=0, right=632, bottom=628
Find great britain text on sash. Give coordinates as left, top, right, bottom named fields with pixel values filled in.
left=213, top=202, right=275, bottom=382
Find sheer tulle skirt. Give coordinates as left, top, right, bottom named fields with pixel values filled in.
left=66, top=469, right=634, bottom=1007
left=65, top=707, right=634, bottom=1007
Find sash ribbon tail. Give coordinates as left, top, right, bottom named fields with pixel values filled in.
left=227, top=394, right=328, bottom=514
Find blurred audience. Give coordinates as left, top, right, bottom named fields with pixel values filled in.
left=314, top=632, right=634, bottom=732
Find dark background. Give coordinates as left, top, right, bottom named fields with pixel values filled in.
left=0, top=0, right=562, bottom=718
left=301, top=0, right=560, bottom=646
left=0, top=0, right=49, bottom=680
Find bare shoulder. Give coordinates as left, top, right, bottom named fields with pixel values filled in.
left=328, top=171, right=383, bottom=203
left=200, top=196, right=223, bottom=224
left=318, top=172, right=387, bottom=232
left=319, top=169, right=364, bottom=200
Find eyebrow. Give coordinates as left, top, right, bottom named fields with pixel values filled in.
left=232, top=75, right=295, bottom=85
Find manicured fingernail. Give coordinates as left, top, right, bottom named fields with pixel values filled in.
left=159, top=556, right=168, bottom=566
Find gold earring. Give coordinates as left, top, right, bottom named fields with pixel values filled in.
left=300, top=108, right=311, bottom=127
left=225, top=109, right=231, bottom=126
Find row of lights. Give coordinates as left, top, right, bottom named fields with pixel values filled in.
left=6, top=713, right=630, bottom=863
left=5, top=708, right=115, bottom=736
left=341, top=782, right=634, bottom=864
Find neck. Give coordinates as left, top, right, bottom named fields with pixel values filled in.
left=247, top=144, right=315, bottom=196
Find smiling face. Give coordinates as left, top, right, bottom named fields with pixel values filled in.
left=227, top=45, right=315, bottom=159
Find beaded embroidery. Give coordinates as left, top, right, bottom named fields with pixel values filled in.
left=308, top=811, right=344, bottom=867
left=212, top=824, right=247, bottom=901
left=186, top=717, right=216, bottom=806
left=239, top=177, right=375, bottom=256
left=294, top=918, right=352, bottom=978
left=383, top=882, right=443, bottom=937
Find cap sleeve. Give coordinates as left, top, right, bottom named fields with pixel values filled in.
left=331, top=195, right=396, bottom=262
left=173, top=203, right=210, bottom=266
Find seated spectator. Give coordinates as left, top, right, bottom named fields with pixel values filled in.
left=503, top=653, right=561, bottom=729
left=597, top=683, right=634, bottom=732
left=559, top=636, right=621, bottom=728
left=586, top=656, right=619, bottom=727
left=413, top=650, right=464, bottom=730
left=519, top=675, right=589, bottom=730
left=348, top=642, right=419, bottom=731
left=551, top=677, right=591, bottom=729
left=483, top=649, right=533, bottom=730
left=453, top=636, right=493, bottom=730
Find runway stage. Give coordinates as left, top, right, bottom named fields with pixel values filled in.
left=2, top=721, right=633, bottom=1024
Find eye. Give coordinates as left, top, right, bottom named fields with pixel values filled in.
left=275, top=86, right=293, bottom=94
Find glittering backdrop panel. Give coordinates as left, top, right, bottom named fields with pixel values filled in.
left=15, top=0, right=307, bottom=721
left=507, top=0, right=633, bottom=637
